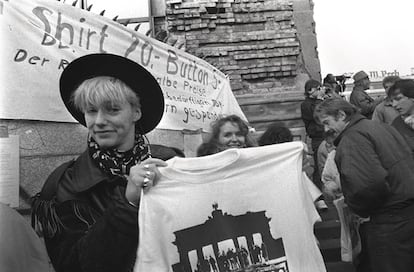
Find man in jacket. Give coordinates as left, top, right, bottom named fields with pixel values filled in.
left=314, top=98, right=414, bottom=272
left=372, top=75, right=400, bottom=124
left=350, top=70, right=383, bottom=118
left=388, top=79, right=414, bottom=156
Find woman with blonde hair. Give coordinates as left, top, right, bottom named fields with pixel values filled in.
left=32, top=54, right=169, bottom=272
left=197, top=114, right=256, bottom=156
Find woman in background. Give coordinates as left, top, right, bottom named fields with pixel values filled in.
left=197, top=114, right=257, bottom=156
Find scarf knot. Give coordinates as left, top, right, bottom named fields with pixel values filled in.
left=88, top=134, right=150, bottom=178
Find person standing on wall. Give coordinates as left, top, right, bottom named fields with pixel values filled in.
left=349, top=70, right=383, bottom=119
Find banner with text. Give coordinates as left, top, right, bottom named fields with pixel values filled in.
left=0, top=0, right=246, bottom=132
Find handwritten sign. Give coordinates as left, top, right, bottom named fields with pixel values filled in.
left=0, top=0, right=246, bottom=132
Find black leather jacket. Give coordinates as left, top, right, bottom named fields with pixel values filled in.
left=32, top=144, right=180, bottom=272
left=300, top=97, right=324, bottom=140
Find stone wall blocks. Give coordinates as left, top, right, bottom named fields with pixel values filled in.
left=172, top=9, right=186, bottom=14
left=216, top=3, right=232, bottom=8
left=166, top=0, right=182, bottom=4
left=181, top=2, right=204, bottom=9
left=164, top=0, right=319, bottom=108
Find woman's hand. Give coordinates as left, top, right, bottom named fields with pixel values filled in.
left=125, top=158, right=167, bottom=206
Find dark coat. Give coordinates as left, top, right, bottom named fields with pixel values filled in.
left=334, top=114, right=414, bottom=218
left=349, top=86, right=377, bottom=119
left=32, top=144, right=182, bottom=272
left=300, top=97, right=325, bottom=140
left=391, top=116, right=414, bottom=157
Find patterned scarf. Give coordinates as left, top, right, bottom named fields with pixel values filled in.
left=88, top=133, right=150, bottom=177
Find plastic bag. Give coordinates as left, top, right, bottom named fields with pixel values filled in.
left=333, top=197, right=364, bottom=263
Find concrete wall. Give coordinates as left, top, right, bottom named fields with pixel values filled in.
left=0, top=121, right=87, bottom=213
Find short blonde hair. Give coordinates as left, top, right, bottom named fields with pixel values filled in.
left=72, top=76, right=140, bottom=112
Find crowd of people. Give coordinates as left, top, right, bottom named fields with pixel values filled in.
left=193, top=71, right=414, bottom=272
left=2, top=51, right=414, bottom=272
left=303, top=72, right=414, bottom=272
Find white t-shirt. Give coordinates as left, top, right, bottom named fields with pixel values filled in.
left=135, top=142, right=325, bottom=272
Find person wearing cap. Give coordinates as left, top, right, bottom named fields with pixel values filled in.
left=350, top=70, right=383, bottom=119
left=323, top=73, right=342, bottom=94
left=300, top=79, right=328, bottom=210
left=314, top=98, right=414, bottom=272
left=372, top=75, right=400, bottom=125
left=388, top=79, right=414, bottom=156
left=31, top=53, right=173, bottom=272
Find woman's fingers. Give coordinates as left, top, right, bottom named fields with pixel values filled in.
left=125, top=158, right=169, bottom=204
left=129, top=158, right=168, bottom=188
left=141, top=159, right=167, bottom=179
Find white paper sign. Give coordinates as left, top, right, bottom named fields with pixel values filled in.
left=0, top=0, right=246, bottom=132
